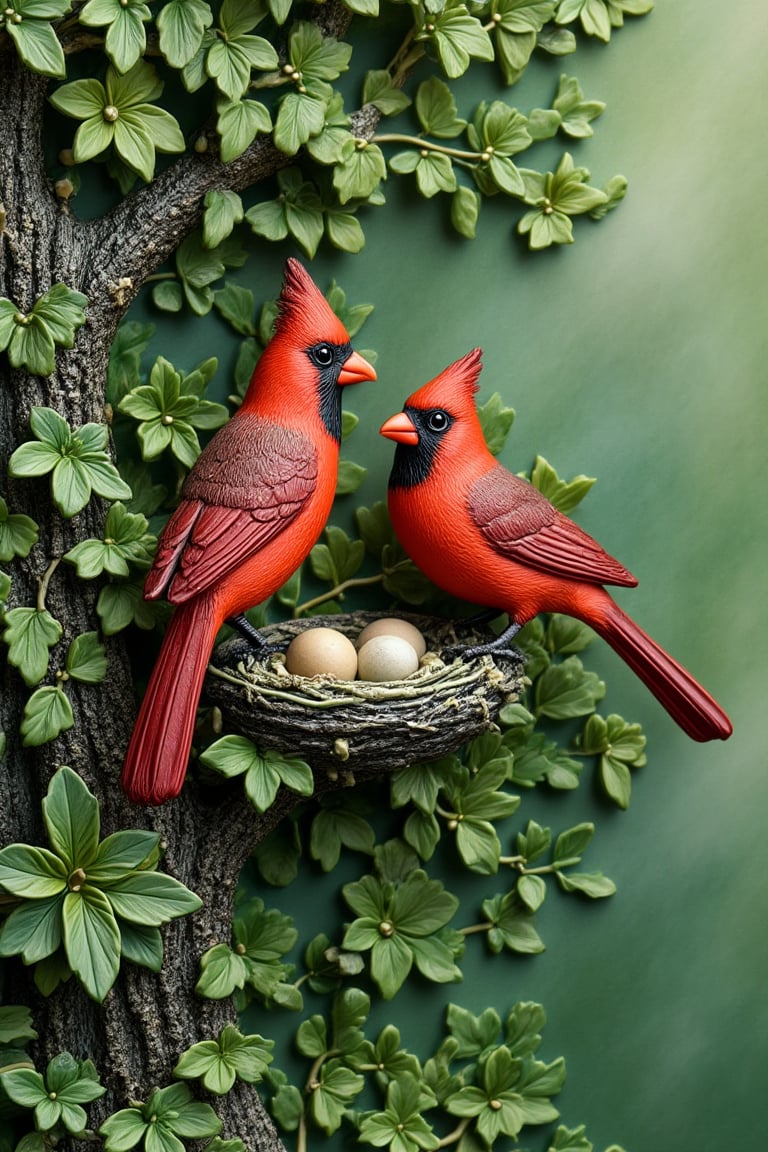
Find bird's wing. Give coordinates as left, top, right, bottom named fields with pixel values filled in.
left=145, top=417, right=319, bottom=604
left=469, top=465, right=637, bottom=588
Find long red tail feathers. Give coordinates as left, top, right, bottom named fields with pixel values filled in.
left=122, top=599, right=221, bottom=804
left=595, top=602, right=732, bottom=742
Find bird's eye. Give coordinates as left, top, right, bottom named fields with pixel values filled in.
left=310, top=343, right=334, bottom=367
left=427, top=410, right=450, bottom=433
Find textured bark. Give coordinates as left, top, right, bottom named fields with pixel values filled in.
left=0, top=12, right=384, bottom=1149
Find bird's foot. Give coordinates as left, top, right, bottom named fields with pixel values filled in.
left=227, top=614, right=284, bottom=655
left=441, top=621, right=522, bottom=664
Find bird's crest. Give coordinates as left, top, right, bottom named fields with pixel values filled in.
left=275, top=258, right=351, bottom=346
left=406, top=349, right=484, bottom=414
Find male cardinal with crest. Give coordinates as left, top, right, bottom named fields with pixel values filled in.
left=122, top=259, right=377, bottom=804
left=380, top=349, right=731, bottom=742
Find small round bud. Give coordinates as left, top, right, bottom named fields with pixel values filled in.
left=103, top=105, right=120, bottom=123
left=59, top=148, right=76, bottom=166
left=193, top=135, right=208, bottom=154
left=378, top=920, right=394, bottom=937
left=161, top=413, right=174, bottom=425
left=54, top=177, right=75, bottom=200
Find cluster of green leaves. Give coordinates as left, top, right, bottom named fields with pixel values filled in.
left=1, top=1052, right=105, bottom=1148
left=50, top=61, right=185, bottom=186
left=196, top=892, right=367, bottom=1014
left=27, top=0, right=650, bottom=260
left=99, top=1083, right=221, bottom=1152
left=0, top=286, right=87, bottom=377
left=0, top=767, right=202, bottom=1002
left=8, top=406, right=131, bottom=518
left=258, top=985, right=619, bottom=1152
left=555, top=0, right=654, bottom=43
left=0, top=0, right=70, bottom=78
left=378, top=74, right=624, bottom=249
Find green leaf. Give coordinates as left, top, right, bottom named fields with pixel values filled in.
left=21, top=686, right=74, bottom=746
left=310, top=808, right=375, bottom=871
left=66, top=631, right=107, bottom=684
left=557, top=870, right=616, bottom=897
left=2, top=607, right=62, bottom=687
left=0, top=842, right=66, bottom=899
left=196, top=942, right=249, bottom=998
left=450, top=185, right=480, bottom=238
left=213, top=280, right=255, bottom=335
left=119, top=920, right=164, bottom=970
left=552, top=821, right=593, bottom=865
left=529, top=455, right=595, bottom=512
left=43, top=766, right=100, bottom=870
left=482, top=890, right=544, bottom=954
left=288, top=21, right=352, bottom=82
left=100, top=870, right=203, bottom=926
left=310, top=1060, right=365, bottom=1134
left=274, top=91, right=327, bottom=156
left=425, top=8, right=495, bottom=79
left=113, top=114, right=156, bottom=182
left=534, top=655, right=605, bottom=719
left=62, top=886, right=121, bottom=1002
left=478, top=392, right=515, bottom=455
left=325, top=209, right=365, bottom=255
left=553, top=73, right=605, bottom=137
left=100, top=1106, right=149, bottom=1150
left=362, top=69, right=411, bottom=116
left=8, top=315, right=56, bottom=375
left=156, top=0, right=212, bottom=68
left=0, top=1004, right=38, bottom=1044
left=0, top=1067, right=47, bottom=1109
left=203, top=190, right=244, bottom=251
left=333, top=142, right=387, bottom=204
left=0, top=894, right=64, bottom=963
left=7, top=16, right=66, bottom=77
left=415, top=76, right=467, bottom=138
left=30, top=284, right=87, bottom=349
left=446, top=1003, right=501, bottom=1058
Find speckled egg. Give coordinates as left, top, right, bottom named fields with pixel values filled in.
left=357, top=634, right=420, bottom=682
left=285, top=627, right=358, bottom=680
left=356, top=617, right=427, bottom=659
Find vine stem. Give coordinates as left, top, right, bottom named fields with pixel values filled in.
left=372, top=134, right=485, bottom=163
left=293, top=573, right=384, bottom=618
left=37, top=557, right=61, bottom=612
left=459, top=923, right=492, bottom=936
left=143, top=272, right=177, bottom=283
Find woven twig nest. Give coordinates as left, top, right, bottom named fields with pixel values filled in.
left=205, top=611, right=525, bottom=777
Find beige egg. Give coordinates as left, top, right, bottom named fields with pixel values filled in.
left=357, top=634, right=420, bottom=682
left=285, top=627, right=358, bottom=680
left=356, top=617, right=427, bottom=659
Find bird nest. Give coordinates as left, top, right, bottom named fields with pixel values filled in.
left=204, top=611, right=525, bottom=778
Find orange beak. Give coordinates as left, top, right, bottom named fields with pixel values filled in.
left=338, top=349, right=377, bottom=386
left=380, top=411, right=419, bottom=446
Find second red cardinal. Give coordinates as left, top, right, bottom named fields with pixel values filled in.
left=122, top=259, right=376, bottom=805
left=380, top=349, right=731, bottom=742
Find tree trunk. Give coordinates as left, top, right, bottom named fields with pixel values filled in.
left=0, top=48, right=291, bottom=1152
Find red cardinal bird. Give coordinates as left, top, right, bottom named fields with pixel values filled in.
left=380, top=349, right=731, bottom=742
left=122, top=259, right=377, bottom=804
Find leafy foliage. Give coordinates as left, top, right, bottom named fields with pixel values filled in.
left=0, top=768, right=201, bottom=1001
left=0, top=285, right=87, bottom=376
left=8, top=407, right=131, bottom=518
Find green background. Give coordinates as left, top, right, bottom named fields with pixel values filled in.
left=124, top=2, right=768, bottom=1148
